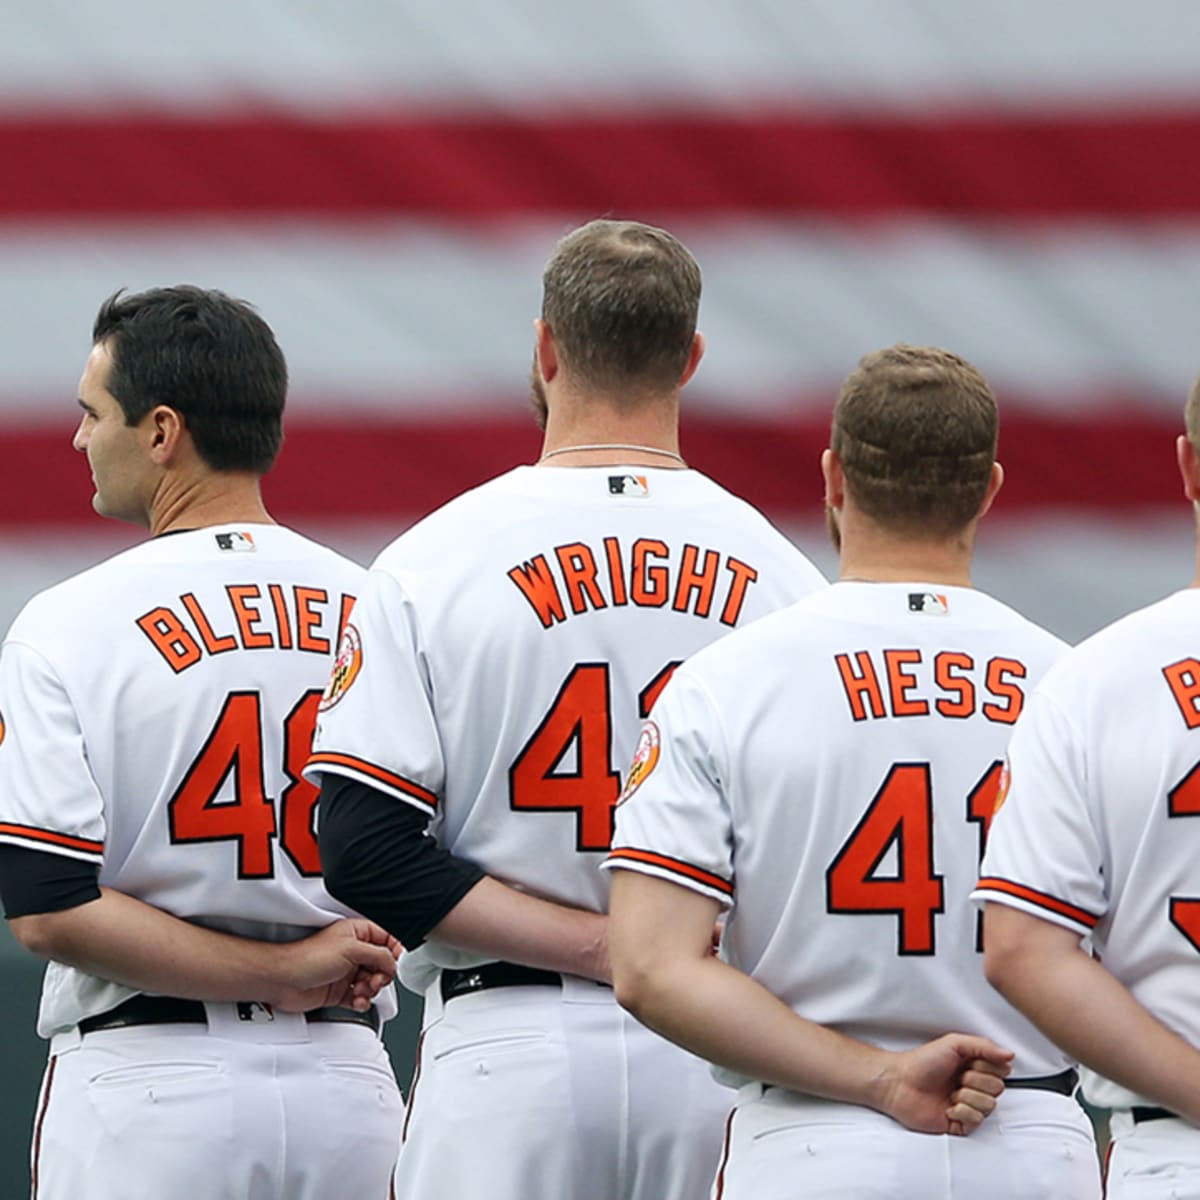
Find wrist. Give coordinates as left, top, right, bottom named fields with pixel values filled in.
left=256, top=942, right=295, bottom=1005
left=859, top=1048, right=900, bottom=1117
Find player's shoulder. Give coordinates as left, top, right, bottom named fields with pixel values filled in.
left=369, top=467, right=529, bottom=572
left=1039, top=588, right=1198, bottom=692
left=5, top=524, right=364, bottom=645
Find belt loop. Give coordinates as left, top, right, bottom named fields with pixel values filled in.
left=50, top=1026, right=83, bottom=1057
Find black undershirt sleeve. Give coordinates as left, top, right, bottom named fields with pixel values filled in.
left=318, top=773, right=485, bottom=949
left=0, top=844, right=102, bottom=919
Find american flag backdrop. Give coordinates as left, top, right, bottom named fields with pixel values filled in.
left=2, top=0, right=1198, bottom=638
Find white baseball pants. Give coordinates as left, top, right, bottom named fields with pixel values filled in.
left=1106, top=1111, right=1200, bottom=1199
left=394, top=973, right=731, bottom=1200
left=31, top=1004, right=403, bottom=1200
left=712, top=1082, right=1101, bottom=1200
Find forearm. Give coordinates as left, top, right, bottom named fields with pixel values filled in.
left=990, top=934, right=1200, bottom=1121
left=10, top=886, right=303, bottom=1005
left=620, top=948, right=895, bottom=1108
left=429, top=876, right=609, bottom=983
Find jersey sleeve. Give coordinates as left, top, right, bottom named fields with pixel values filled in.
left=304, top=568, right=444, bottom=819
left=602, top=669, right=735, bottom=908
left=0, top=638, right=106, bottom=864
left=972, top=687, right=1104, bottom=936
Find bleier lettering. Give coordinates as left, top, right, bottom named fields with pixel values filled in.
left=835, top=648, right=1029, bottom=724
left=508, top=537, right=760, bottom=629
left=136, top=586, right=355, bottom=673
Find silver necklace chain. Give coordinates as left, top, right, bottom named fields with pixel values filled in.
left=538, top=442, right=687, bottom=466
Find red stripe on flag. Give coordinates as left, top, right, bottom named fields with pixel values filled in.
left=5, top=109, right=1200, bottom=219
left=0, top=404, right=1181, bottom=528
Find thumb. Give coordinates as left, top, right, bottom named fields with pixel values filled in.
left=944, top=1034, right=1014, bottom=1069
left=344, top=940, right=401, bottom=978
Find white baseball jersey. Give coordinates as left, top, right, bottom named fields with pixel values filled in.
left=975, top=587, right=1200, bottom=1110
left=0, top=524, right=382, bottom=1037
left=306, top=465, right=825, bottom=974
left=606, top=580, right=1070, bottom=1078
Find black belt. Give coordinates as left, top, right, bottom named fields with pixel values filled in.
left=77, top=994, right=380, bottom=1035
left=440, top=962, right=564, bottom=1003
left=1132, top=1106, right=1182, bottom=1124
left=1005, top=1068, right=1078, bottom=1097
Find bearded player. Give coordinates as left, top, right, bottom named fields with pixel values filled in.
left=978, top=376, right=1200, bottom=1196
left=605, top=345, right=1101, bottom=1199
left=0, top=287, right=403, bottom=1200
left=305, top=219, right=827, bottom=1200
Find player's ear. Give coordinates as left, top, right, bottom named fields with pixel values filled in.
left=821, top=448, right=845, bottom=509
left=678, top=332, right=705, bottom=389
left=147, top=405, right=186, bottom=466
left=533, top=319, right=558, bottom=383
left=977, top=461, right=1004, bottom=520
left=1176, top=434, right=1200, bottom=504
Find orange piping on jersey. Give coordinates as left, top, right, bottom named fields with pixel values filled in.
left=295, top=587, right=332, bottom=653
left=136, top=606, right=203, bottom=673
left=981, top=658, right=1027, bottom=724
left=227, top=585, right=274, bottom=649
left=555, top=542, right=607, bottom=615
left=630, top=539, right=670, bottom=607
left=180, top=592, right=238, bottom=655
left=718, top=557, right=758, bottom=626
left=884, top=649, right=929, bottom=717
left=673, top=543, right=720, bottom=618
left=607, top=847, right=733, bottom=896
left=603, top=537, right=629, bottom=607
left=508, top=555, right=567, bottom=628
left=1163, top=658, right=1200, bottom=729
left=835, top=651, right=886, bottom=721
left=268, top=584, right=294, bottom=650
left=975, top=876, right=1099, bottom=929
left=306, top=751, right=438, bottom=811
left=0, top=822, right=103, bottom=855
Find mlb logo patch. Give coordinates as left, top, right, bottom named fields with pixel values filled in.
left=215, top=531, right=257, bottom=552
left=608, top=475, right=649, bottom=497
left=908, top=592, right=949, bottom=615
left=236, top=1001, right=275, bottom=1023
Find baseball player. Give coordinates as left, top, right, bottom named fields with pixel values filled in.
left=605, top=345, right=1102, bottom=1199
left=304, top=219, right=828, bottom=1200
left=977, top=381, right=1200, bottom=1197
left=0, top=287, right=403, bottom=1200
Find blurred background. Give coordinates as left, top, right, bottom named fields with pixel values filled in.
left=2, top=0, right=1199, bottom=1187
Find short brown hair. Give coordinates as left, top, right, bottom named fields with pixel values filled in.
left=541, top=219, right=701, bottom=394
left=832, top=344, right=998, bottom=536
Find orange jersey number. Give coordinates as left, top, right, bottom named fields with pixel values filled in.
left=509, top=661, right=681, bottom=852
left=827, top=759, right=1003, bottom=955
left=169, top=689, right=323, bottom=878
left=1168, top=761, right=1200, bottom=951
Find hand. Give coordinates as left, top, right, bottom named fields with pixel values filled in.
left=270, top=918, right=401, bottom=1013
left=876, top=1034, right=1013, bottom=1136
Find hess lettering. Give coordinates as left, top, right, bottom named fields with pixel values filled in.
left=507, top=537, right=759, bottom=629
left=834, top=648, right=1027, bottom=724
left=137, top=585, right=356, bottom=673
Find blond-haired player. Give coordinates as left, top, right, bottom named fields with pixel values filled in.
left=0, top=287, right=402, bottom=1200
left=978, top=377, right=1200, bottom=1197
left=306, top=219, right=827, bottom=1200
left=606, top=345, right=1101, bottom=1199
